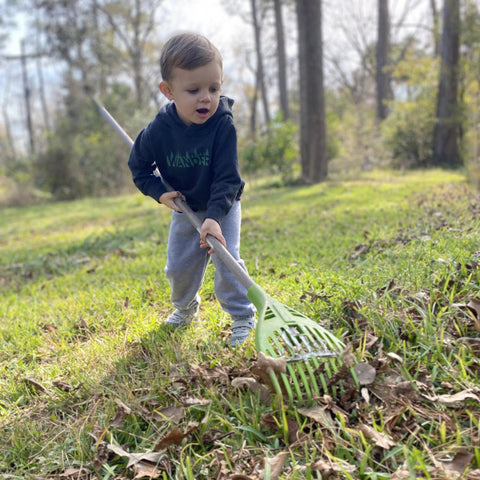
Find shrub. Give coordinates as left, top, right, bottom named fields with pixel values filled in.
left=381, top=55, right=439, bottom=168
left=239, top=116, right=299, bottom=184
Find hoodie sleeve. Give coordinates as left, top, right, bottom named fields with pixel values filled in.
left=206, top=114, right=245, bottom=223
left=128, top=126, right=168, bottom=203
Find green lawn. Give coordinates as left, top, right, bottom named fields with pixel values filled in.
left=1, top=170, right=480, bottom=479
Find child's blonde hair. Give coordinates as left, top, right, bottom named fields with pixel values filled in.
left=160, top=33, right=223, bottom=81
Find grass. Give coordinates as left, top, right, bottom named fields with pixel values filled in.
left=1, top=169, right=480, bottom=479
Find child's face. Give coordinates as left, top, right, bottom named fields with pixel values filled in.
left=159, top=60, right=223, bottom=126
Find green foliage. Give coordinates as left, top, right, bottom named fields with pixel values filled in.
left=381, top=54, right=439, bottom=168
left=34, top=83, right=137, bottom=200
left=3, top=170, right=480, bottom=478
left=239, top=116, right=299, bottom=184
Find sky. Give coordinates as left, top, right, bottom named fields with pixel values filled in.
left=1, top=0, right=436, bottom=150
left=1, top=0, right=253, bottom=149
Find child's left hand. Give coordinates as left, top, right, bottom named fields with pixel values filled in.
left=200, top=219, right=226, bottom=254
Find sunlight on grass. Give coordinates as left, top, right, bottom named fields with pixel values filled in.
left=1, top=170, right=480, bottom=478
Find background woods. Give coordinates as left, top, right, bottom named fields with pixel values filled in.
left=0, top=0, right=479, bottom=204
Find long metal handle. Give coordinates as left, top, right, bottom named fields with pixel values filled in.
left=93, top=99, right=255, bottom=290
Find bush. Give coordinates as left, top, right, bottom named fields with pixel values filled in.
left=381, top=55, right=439, bottom=168
left=239, top=117, right=299, bottom=184
left=34, top=84, right=136, bottom=200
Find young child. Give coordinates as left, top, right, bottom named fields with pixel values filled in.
left=128, top=32, right=256, bottom=346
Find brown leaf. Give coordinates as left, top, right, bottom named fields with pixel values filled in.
left=154, top=423, right=199, bottom=452
left=59, top=467, right=90, bottom=479
left=40, top=323, right=57, bottom=332
left=24, top=377, right=47, bottom=394
left=353, top=363, right=376, bottom=386
left=358, top=425, right=396, bottom=449
left=311, top=457, right=356, bottom=475
left=132, top=461, right=163, bottom=479
left=262, top=451, right=287, bottom=480
left=232, top=377, right=271, bottom=404
left=425, top=389, right=480, bottom=405
left=182, top=397, right=211, bottom=407
left=439, top=451, right=474, bottom=474
left=52, top=381, right=82, bottom=393
left=350, top=244, right=369, bottom=260
left=298, top=405, right=335, bottom=428
left=153, top=406, right=185, bottom=423
left=154, top=427, right=186, bottom=451
left=110, top=398, right=132, bottom=427
left=107, top=443, right=165, bottom=468
left=458, top=337, right=480, bottom=356
left=256, top=352, right=286, bottom=374
left=467, top=298, right=480, bottom=332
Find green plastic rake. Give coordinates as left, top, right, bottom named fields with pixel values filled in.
left=94, top=99, right=346, bottom=405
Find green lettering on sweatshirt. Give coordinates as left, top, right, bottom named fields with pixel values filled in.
left=166, top=149, right=210, bottom=168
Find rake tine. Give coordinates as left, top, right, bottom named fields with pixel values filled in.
left=280, top=330, right=313, bottom=401
left=286, top=328, right=325, bottom=399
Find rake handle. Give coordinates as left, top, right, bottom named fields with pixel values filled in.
left=93, top=99, right=255, bottom=291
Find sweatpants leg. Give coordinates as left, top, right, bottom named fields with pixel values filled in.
left=165, top=202, right=256, bottom=319
left=165, top=211, right=209, bottom=310
left=210, top=202, right=256, bottom=319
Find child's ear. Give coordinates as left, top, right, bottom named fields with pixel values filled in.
left=159, top=81, right=174, bottom=100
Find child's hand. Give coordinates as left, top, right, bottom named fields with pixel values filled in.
left=200, top=218, right=226, bottom=254
left=159, top=191, right=184, bottom=212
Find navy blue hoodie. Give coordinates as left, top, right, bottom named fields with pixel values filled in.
left=128, top=96, right=245, bottom=224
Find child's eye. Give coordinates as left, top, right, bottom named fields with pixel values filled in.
left=210, top=87, right=219, bottom=93
left=187, top=89, right=198, bottom=94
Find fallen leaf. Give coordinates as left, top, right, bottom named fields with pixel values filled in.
left=467, top=298, right=480, bottom=332
left=439, top=451, right=474, bottom=474
left=132, top=460, right=163, bottom=479
left=182, top=397, right=211, bottom=407
left=311, top=457, right=356, bottom=474
left=298, top=405, right=335, bottom=428
left=358, top=424, right=396, bottom=449
left=386, top=352, right=403, bottom=363
left=59, top=467, right=90, bottom=479
left=107, top=443, right=165, bottom=468
left=154, top=423, right=199, bottom=451
left=24, top=377, right=47, bottom=394
left=458, top=337, right=480, bottom=356
left=153, top=406, right=185, bottom=423
left=232, top=377, right=271, bottom=403
left=424, top=389, right=480, bottom=405
left=353, top=363, right=376, bottom=386
left=261, top=451, right=287, bottom=480
left=110, top=398, right=132, bottom=427
left=52, top=381, right=82, bottom=393
left=256, top=352, right=286, bottom=374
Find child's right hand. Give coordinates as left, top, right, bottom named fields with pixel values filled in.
left=159, top=191, right=185, bottom=212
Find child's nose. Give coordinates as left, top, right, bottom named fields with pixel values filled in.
left=200, top=90, right=211, bottom=102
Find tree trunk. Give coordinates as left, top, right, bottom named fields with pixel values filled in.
left=296, top=0, right=327, bottom=183
left=433, top=0, right=461, bottom=167
left=430, top=0, right=440, bottom=57
left=376, top=0, right=392, bottom=121
left=20, top=40, right=35, bottom=154
left=273, top=0, right=289, bottom=120
left=250, top=0, right=271, bottom=126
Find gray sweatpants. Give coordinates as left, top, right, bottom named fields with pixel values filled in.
left=165, top=201, right=256, bottom=320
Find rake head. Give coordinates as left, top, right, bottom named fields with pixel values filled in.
left=248, top=284, right=346, bottom=406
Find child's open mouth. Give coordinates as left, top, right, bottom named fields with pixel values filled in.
left=197, top=108, right=209, bottom=116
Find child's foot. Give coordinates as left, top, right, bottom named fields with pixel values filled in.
left=165, top=295, right=200, bottom=328
left=229, top=316, right=255, bottom=347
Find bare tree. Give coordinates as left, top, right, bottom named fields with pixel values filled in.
left=273, top=0, right=289, bottom=120
left=430, top=0, right=440, bottom=56
left=376, top=0, right=392, bottom=121
left=250, top=0, right=271, bottom=126
left=433, top=0, right=461, bottom=167
left=296, top=0, right=327, bottom=183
